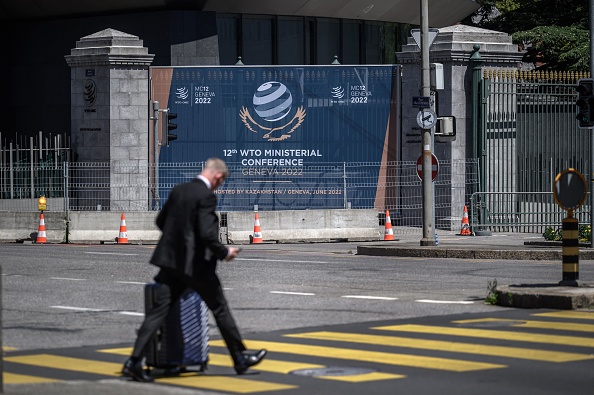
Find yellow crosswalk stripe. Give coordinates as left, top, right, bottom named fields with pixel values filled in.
left=451, top=318, right=594, bottom=333
left=99, top=347, right=405, bottom=382
left=285, top=331, right=593, bottom=363
left=533, top=311, right=594, bottom=320
left=5, top=353, right=296, bottom=393
left=4, top=372, right=61, bottom=384
left=5, top=354, right=122, bottom=376
left=157, top=374, right=296, bottom=393
left=208, top=353, right=324, bottom=373
left=210, top=340, right=506, bottom=372
left=373, top=324, right=594, bottom=348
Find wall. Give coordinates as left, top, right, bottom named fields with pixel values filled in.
left=0, top=209, right=382, bottom=244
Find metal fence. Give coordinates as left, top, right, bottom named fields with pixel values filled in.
left=0, top=160, right=479, bottom=230
left=470, top=191, right=590, bottom=234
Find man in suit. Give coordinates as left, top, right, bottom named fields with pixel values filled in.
left=122, top=157, right=267, bottom=382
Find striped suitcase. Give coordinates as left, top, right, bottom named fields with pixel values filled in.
left=145, top=283, right=209, bottom=370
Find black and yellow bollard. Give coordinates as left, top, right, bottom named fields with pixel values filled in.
left=560, top=215, right=579, bottom=285
left=553, top=168, right=587, bottom=287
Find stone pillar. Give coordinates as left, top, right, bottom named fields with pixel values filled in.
left=65, top=29, right=155, bottom=211
left=396, top=25, right=523, bottom=230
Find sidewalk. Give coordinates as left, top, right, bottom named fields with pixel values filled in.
left=357, top=231, right=594, bottom=310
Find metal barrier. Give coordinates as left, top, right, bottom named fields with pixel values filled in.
left=470, top=191, right=590, bottom=233
left=0, top=160, right=480, bottom=232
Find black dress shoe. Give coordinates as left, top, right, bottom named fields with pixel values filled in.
left=122, top=358, right=154, bottom=383
left=235, top=349, right=267, bottom=375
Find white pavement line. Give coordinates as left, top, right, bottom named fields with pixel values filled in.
left=415, top=299, right=474, bottom=305
left=50, top=277, right=86, bottom=281
left=85, top=252, right=139, bottom=256
left=118, top=311, right=144, bottom=316
left=115, top=281, right=148, bottom=285
left=270, top=291, right=316, bottom=296
left=342, top=295, right=398, bottom=301
left=50, top=306, right=108, bottom=312
left=236, top=258, right=328, bottom=264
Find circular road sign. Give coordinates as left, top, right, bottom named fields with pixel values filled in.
left=553, top=168, right=588, bottom=211
left=417, top=154, right=439, bottom=181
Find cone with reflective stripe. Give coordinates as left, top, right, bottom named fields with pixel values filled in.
left=117, top=213, right=129, bottom=244
left=384, top=210, right=395, bottom=240
left=36, top=212, right=47, bottom=244
left=251, top=212, right=263, bottom=244
left=459, top=205, right=471, bottom=236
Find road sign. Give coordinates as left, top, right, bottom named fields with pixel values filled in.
left=553, top=168, right=587, bottom=211
left=416, top=109, right=437, bottom=129
left=410, top=28, right=439, bottom=49
left=417, top=154, right=439, bottom=181
left=413, top=96, right=430, bottom=108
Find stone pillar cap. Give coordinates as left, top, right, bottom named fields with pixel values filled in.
left=65, top=28, right=154, bottom=67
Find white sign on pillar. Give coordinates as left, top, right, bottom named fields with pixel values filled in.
left=411, top=28, right=439, bottom=49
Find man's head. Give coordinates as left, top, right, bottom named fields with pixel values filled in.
left=201, top=158, right=229, bottom=190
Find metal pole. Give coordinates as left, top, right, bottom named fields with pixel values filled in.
left=420, top=0, right=435, bottom=246
left=343, top=162, right=347, bottom=209
left=590, top=0, right=594, bottom=248
left=153, top=101, right=160, bottom=210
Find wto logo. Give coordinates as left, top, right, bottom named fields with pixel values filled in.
left=331, top=86, right=345, bottom=99
left=84, top=79, right=96, bottom=106
left=174, top=86, right=190, bottom=105
left=176, top=87, right=189, bottom=99
left=331, top=86, right=346, bottom=104
left=239, top=81, right=306, bottom=142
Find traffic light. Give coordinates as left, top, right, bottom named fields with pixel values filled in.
left=163, top=109, right=178, bottom=146
left=576, top=78, right=594, bottom=128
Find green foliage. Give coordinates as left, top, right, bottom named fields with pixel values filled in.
left=543, top=226, right=562, bottom=241
left=543, top=225, right=591, bottom=242
left=485, top=279, right=498, bottom=305
left=462, top=0, right=591, bottom=71
left=513, top=26, right=590, bottom=71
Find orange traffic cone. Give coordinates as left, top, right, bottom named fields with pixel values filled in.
left=384, top=210, right=395, bottom=240
left=459, top=205, right=471, bottom=236
left=251, top=212, right=263, bottom=244
left=117, top=213, right=129, bottom=244
left=36, top=212, right=47, bottom=244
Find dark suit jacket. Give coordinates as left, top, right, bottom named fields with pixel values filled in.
left=150, top=178, right=228, bottom=281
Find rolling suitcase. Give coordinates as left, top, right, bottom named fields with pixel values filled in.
left=144, top=283, right=209, bottom=370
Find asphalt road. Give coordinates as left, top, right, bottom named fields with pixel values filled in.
left=2, top=242, right=593, bottom=394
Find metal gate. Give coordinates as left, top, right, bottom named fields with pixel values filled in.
left=474, top=68, right=591, bottom=232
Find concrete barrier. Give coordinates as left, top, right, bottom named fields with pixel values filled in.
left=226, top=209, right=381, bottom=244
left=0, top=209, right=381, bottom=244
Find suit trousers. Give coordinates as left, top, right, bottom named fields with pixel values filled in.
left=131, top=268, right=246, bottom=364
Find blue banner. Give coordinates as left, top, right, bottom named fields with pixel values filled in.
left=150, top=65, right=401, bottom=210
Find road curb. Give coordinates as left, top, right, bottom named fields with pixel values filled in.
left=356, top=245, right=594, bottom=261
left=496, top=284, right=594, bottom=309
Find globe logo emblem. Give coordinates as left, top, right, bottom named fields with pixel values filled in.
left=253, top=81, right=292, bottom=122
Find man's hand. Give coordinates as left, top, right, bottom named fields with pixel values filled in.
left=225, top=247, right=241, bottom=261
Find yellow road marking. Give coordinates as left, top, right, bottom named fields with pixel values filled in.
left=100, top=348, right=403, bottom=381
left=3, top=346, right=17, bottom=351
left=157, top=374, right=296, bottom=393
left=96, top=347, right=130, bottom=356
left=373, top=324, right=594, bottom=348
left=533, top=311, right=594, bottom=320
left=5, top=354, right=122, bottom=376
left=210, top=340, right=506, bottom=372
left=4, top=372, right=61, bottom=384
left=452, top=318, right=594, bottom=333
left=319, top=372, right=405, bottom=382
left=6, top=353, right=297, bottom=393
left=286, top=331, right=593, bottom=363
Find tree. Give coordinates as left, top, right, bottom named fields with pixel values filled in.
left=462, top=0, right=590, bottom=71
